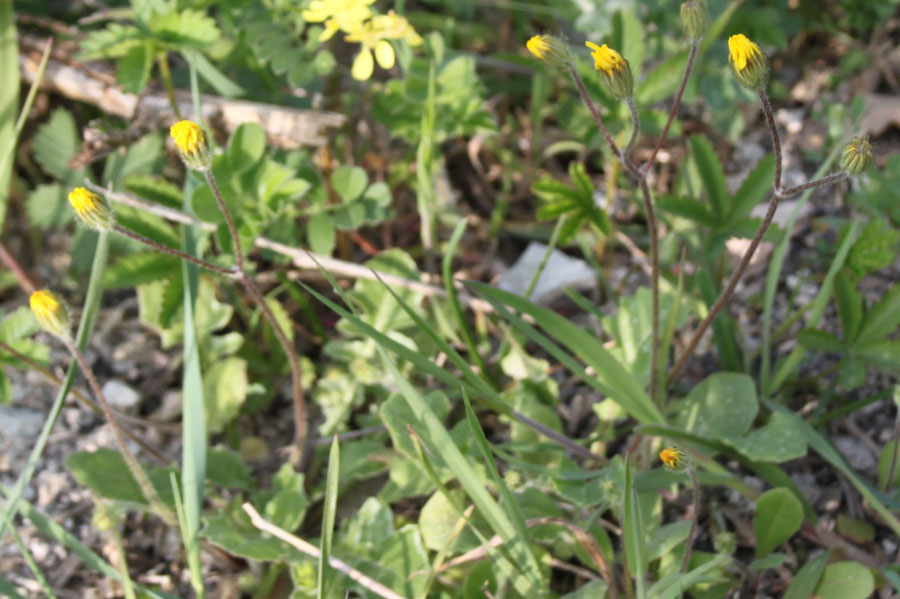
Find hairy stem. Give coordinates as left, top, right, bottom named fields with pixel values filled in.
left=680, top=468, right=700, bottom=573
left=625, top=97, right=641, bottom=157
left=643, top=42, right=699, bottom=174
left=65, top=338, right=175, bottom=524
left=759, top=92, right=783, bottom=192
left=568, top=66, right=627, bottom=169
left=113, top=225, right=238, bottom=277
left=203, top=170, right=245, bottom=272
left=638, top=178, right=661, bottom=405
left=779, top=171, right=848, bottom=197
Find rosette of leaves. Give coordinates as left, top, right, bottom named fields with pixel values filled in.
left=532, top=161, right=610, bottom=242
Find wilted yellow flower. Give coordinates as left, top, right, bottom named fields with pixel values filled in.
left=345, top=11, right=423, bottom=80
left=68, top=187, right=114, bottom=231
left=169, top=120, right=210, bottom=171
left=526, top=34, right=572, bottom=70
left=728, top=34, right=767, bottom=90
left=841, top=137, right=873, bottom=175
left=659, top=446, right=687, bottom=470
left=302, top=0, right=376, bottom=42
left=585, top=41, right=633, bottom=99
left=30, top=290, right=70, bottom=338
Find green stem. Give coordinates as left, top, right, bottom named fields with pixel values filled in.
left=524, top=214, right=568, bottom=301
left=680, top=468, right=700, bottom=572
left=157, top=52, right=182, bottom=120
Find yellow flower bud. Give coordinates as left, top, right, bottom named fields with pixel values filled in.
left=728, top=34, right=767, bottom=91
left=585, top=42, right=633, bottom=100
left=68, top=187, right=115, bottom=231
left=30, top=290, right=70, bottom=338
left=841, top=137, right=873, bottom=175
left=169, top=120, right=211, bottom=171
left=680, top=0, right=708, bottom=40
left=659, top=446, right=688, bottom=471
left=526, top=34, right=573, bottom=71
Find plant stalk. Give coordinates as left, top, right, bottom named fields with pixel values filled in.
left=643, top=41, right=699, bottom=174
left=113, top=225, right=238, bottom=277
left=157, top=52, right=182, bottom=121
left=680, top=467, right=700, bottom=573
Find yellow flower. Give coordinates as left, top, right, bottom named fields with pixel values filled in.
left=659, top=446, right=687, bottom=471
left=30, top=290, right=70, bottom=338
left=841, top=137, right=873, bottom=175
left=169, top=120, right=211, bottom=171
left=345, top=11, right=423, bottom=81
left=68, top=187, right=114, bottom=231
left=728, top=34, right=767, bottom=90
left=302, top=0, right=376, bottom=42
left=585, top=41, right=633, bottom=100
left=526, top=34, right=572, bottom=70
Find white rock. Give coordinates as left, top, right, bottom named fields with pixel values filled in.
left=0, top=406, right=45, bottom=440
left=497, top=242, right=596, bottom=306
left=834, top=436, right=876, bottom=472
left=100, top=380, right=140, bottom=411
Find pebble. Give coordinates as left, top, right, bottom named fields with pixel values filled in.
left=834, top=436, right=876, bottom=472
left=100, top=380, right=141, bottom=411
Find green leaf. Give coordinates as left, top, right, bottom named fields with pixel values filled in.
left=748, top=553, right=788, bottom=570
left=206, top=448, right=251, bottom=489
left=26, top=184, right=72, bottom=228
left=150, top=9, right=220, bottom=49
left=33, top=108, right=80, bottom=180
left=834, top=269, right=863, bottom=342
left=228, top=123, right=267, bottom=172
left=646, top=521, right=691, bottom=562
left=79, top=23, right=142, bottom=60
left=727, top=153, right=775, bottom=225
left=753, top=487, right=803, bottom=558
left=204, top=357, right=249, bottom=433
left=847, top=219, right=900, bottom=277
left=729, top=412, right=807, bottom=462
left=189, top=49, right=245, bottom=98
left=103, top=252, right=180, bottom=288
left=623, top=457, right=647, bottom=592
left=856, top=340, right=900, bottom=372
left=656, top=196, right=717, bottom=227
left=307, top=212, right=336, bottom=255
left=559, top=580, right=608, bottom=599
left=66, top=449, right=145, bottom=504
left=636, top=50, right=689, bottom=106
left=676, top=373, right=758, bottom=441
left=878, top=440, right=900, bottom=489
left=783, top=552, right=830, bottom=599
left=838, top=355, right=866, bottom=390
left=331, top=165, right=368, bottom=203
left=798, top=329, right=846, bottom=353
left=123, top=175, right=183, bottom=208
left=318, top=435, right=340, bottom=599
left=117, top=42, right=153, bottom=94
left=690, top=135, right=728, bottom=220
left=204, top=510, right=298, bottom=561
left=815, top=561, right=875, bottom=599
left=856, top=283, right=900, bottom=345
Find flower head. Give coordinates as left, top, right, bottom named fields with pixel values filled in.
left=585, top=41, right=633, bottom=99
left=68, top=187, right=114, bottom=231
left=345, top=11, right=422, bottom=80
left=526, top=34, right=573, bottom=71
left=30, top=290, right=70, bottom=338
left=170, top=120, right=211, bottom=171
left=728, top=34, right=767, bottom=90
left=659, top=446, right=688, bottom=471
left=841, top=137, right=873, bottom=175
left=680, top=0, right=708, bottom=40
left=302, top=0, right=376, bottom=41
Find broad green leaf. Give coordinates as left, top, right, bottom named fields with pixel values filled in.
left=150, top=9, right=220, bottom=49
left=66, top=449, right=144, bottom=504
left=729, top=412, right=806, bottom=462
left=815, top=561, right=874, bottom=599
left=32, top=108, right=80, bottom=180
left=748, top=553, right=788, bottom=570
left=205, top=448, right=251, bottom=489
left=559, top=580, right=608, bottom=599
left=203, top=510, right=298, bottom=561
left=726, top=153, right=775, bottom=225
left=307, top=212, right=336, bottom=255
left=103, top=252, right=180, bottom=288
left=123, top=175, right=183, bottom=208
left=798, top=329, right=846, bottom=353
left=656, top=196, right=717, bottom=227
left=190, top=49, right=245, bottom=97
left=753, top=487, right=803, bottom=557
left=331, top=165, right=368, bottom=203
left=26, top=184, right=72, bottom=229
left=79, top=23, right=142, bottom=59
left=228, top=123, right=267, bottom=172
left=690, top=135, right=728, bottom=220
left=318, top=435, right=340, bottom=599
left=117, top=41, right=153, bottom=94
left=834, top=269, right=863, bottom=342
left=647, top=521, right=691, bottom=562
left=676, top=373, right=758, bottom=441
left=856, top=340, right=900, bottom=372
left=783, top=552, right=830, bottom=599
left=204, top=357, right=248, bottom=433
left=854, top=283, right=900, bottom=346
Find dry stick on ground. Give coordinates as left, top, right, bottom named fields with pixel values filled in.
left=242, top=502, right=407, bottom=599
left=0, top=339, right=170, bottom=465
left=666, top=91, right=850, bottom=387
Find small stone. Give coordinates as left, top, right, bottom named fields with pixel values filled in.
left=100, top=380, right=140, bottom=411
left=791, top=472, right=822, bottom=505
left=0, top=406, right=45, bottom=439
left=834, top=436, right=876, bottom=472
left=497, top=242, right=596, bottom=306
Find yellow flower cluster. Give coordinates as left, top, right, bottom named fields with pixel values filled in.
left=303, top=0, right=422, bottom=81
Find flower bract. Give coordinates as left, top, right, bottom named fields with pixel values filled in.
left=841, top=137, right=873, bottom=175
left=585, top=41, right=633, bottom=99
left=170, top=120, right=211, bottom=171
left=728, top=34, right=767, bottom=90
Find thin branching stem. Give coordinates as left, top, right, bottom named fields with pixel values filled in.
left=203, top=170, right=245, bottom=273
left=113, top=225, right=239, bottom=277
left=568, top=66, right=627, bottom=169
left=625, top=97, right=641, bottom=157
left=639, top=177, right=661, bottom=404
left=64, top=338, right=175, bottom=525
left=680, top=468, right=700, bottom=573
left=759, top=92, right=783, bottom=192
left=779, top=172, right=848, bottom=197
left=643, top=41, right=699, bottom=174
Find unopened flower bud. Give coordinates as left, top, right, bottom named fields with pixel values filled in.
left=68, top=187, right=114, bottom=231
left=728, top=34, right=767, bottom=91
left=526, top=35, right=573, bottom=70
left=30, top=290, right=70, bottom=339
left=585, top=41, right=633, bottom=100
left=680, top=0, right=708, bottom=40
left=841, top=137, right=873, bottom=175
left=169, top=120, right=211, bottom=171
left=659, top=446, right=688, bottom=471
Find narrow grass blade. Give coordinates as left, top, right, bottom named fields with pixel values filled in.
left=0, top=1, right=20, bottom=230
left=649, top=553, right=730, bottom=599
left=469, top=281, right=663, bottom=424
left=769, top=220, right=861, bottom=392
left=624, top=456, right=647, bottom=599
left=378, top=348, right=542, bottom=595
left=0, top=232, right=110, bottom=538
left=318, top=435, right=340, bottom=599
left=0, top=505, right=58, bottom=599
left=782, top=550, right=830, bottom=599
left=0, top=576, right=26, bottom=599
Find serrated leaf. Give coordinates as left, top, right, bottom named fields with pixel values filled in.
left=856, top=284, right=900, bottom=345
left=33, top=108, right=80, bottom=180
left=103, top=252, right=180, bottom=288
left=856, top=340, right=900, bottom=372
left=79, top=23, right=143, bottom=59
left=690, top=135, right=728, bottom=220
left=798, top=329, right=846, bottom=353
left=656, top=196, right=717, bottom=227
left=847, top=219, right=900, bottom=277
left=26, top=184, right=73, bottom=228
left=754, top=487, right=803, bottom=557
left=150, top=9, right=220, bottom=50
left=117, top=42, right=153, bottom=94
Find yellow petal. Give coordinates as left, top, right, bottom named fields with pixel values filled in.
left=351, top=47, right=374, bottom=80
left=374, top=40, right=395, bottom=69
